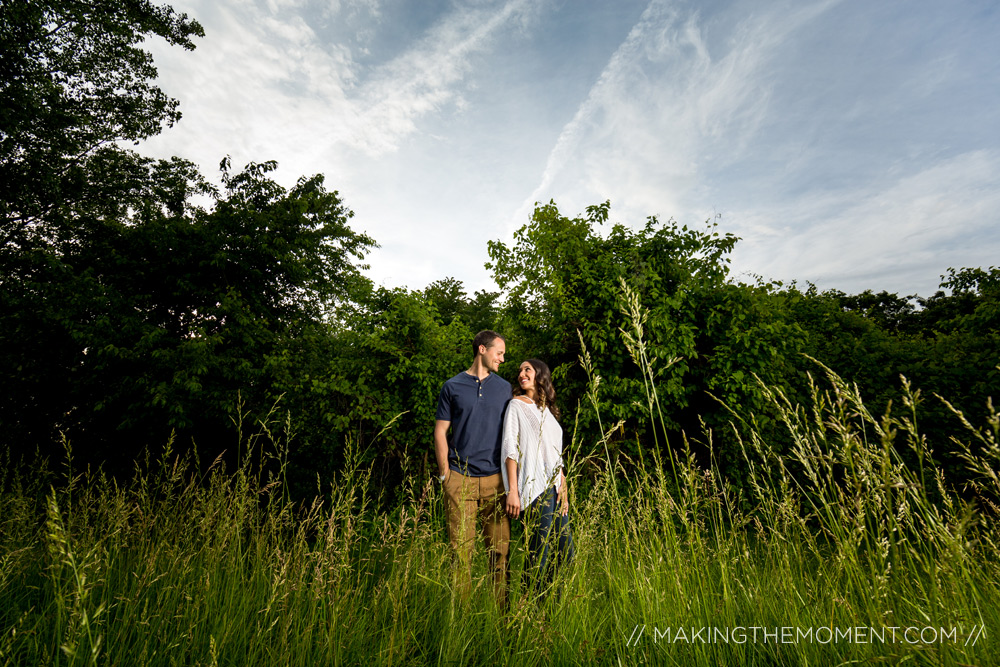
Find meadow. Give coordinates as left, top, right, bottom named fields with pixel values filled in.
left=5, top=4, right=998, bottom=664
left=1, top=329, right=997, bottom=666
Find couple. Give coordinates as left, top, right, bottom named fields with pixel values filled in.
left=434, top=330, right=573, bottom=609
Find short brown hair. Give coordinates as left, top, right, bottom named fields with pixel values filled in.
left=472, top=330, right=504, bottom=357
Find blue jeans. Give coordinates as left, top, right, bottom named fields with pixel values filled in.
left=523, top=486, right=574, bottom=592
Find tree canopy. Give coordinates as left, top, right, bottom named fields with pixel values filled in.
left=0, top=1, right=375, bottom=469
left=1, top=0, right=203, bottom=243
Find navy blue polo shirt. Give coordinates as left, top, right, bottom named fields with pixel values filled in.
left=436, top=371, right=511, bottom=477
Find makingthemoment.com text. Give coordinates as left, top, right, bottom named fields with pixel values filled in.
left=626, top=625, right=985, bottom=647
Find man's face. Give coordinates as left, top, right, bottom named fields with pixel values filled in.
left=480, top=339, right=506, bottom=373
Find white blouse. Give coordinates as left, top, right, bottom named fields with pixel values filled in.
left=500, top=397, right=564, bottom=509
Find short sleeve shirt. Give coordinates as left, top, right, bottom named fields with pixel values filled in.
left=436, top=371, right=511, bottom=477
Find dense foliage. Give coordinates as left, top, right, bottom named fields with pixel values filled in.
left=482, top=202, right=998, bottom=484
left=486, top=202, right=805, bottom=471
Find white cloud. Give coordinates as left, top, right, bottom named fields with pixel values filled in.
left=142, top=0, right=357, bottom=176
left=731, top=150, right=1000, bottom=295
left=505, top=0, right=1000, bottom=298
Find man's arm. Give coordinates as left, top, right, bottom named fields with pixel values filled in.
left=434, top=419, right=451, bottom=480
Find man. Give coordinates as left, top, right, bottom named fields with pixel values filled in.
left=434, top=330, right=511, bottom=608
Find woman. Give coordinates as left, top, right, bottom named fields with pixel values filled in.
left=502, top=358, right=574, bottom=593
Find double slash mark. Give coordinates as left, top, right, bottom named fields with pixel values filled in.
left=965, top=625, right=985, bottom=647
left=626, top=625, right=645, bottom=647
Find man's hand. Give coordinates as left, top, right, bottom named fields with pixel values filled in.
left=433, top=419, right=451, bottom=484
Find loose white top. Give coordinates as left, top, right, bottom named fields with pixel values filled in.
left=500, top=397, right=564, bottom=509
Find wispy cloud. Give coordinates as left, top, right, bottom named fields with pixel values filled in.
left=510, top=0, right=1000, bottom=297
left=349, top=0, right=545, bottom=154
left=144, top=0, right=546, bottom=171
left=142, top=0, right=357, bottom=171
left=516, top=0, right=840, bottom=226
left=141, top=0, right=552, bottom=290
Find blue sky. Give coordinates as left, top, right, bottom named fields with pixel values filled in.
left=140, top=0, right=1000, bottom=298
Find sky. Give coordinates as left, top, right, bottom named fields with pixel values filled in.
left=139, top=0, right=1000, bottom=299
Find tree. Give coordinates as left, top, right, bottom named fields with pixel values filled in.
left=1, top=0, right=203, bottom=244
left=423, top=276, right=500, bottom=333
left=1, top=155, right=376, bottom=465
left=2, top=0, right=205, bottom=463
left=487, top=201, right=805, bottom=471
left=827, top=289, right=918, bottom=334
left=785, top=270, right=1000, bottom=485
left=1, top=1, right=384, bottom=471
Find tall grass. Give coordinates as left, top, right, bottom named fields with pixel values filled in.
left=1, top=296, right=997, bottom=664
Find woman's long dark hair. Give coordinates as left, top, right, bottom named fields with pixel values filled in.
left=512, top=358, right=560, bottom=420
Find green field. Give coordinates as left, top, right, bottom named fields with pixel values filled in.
left=2, top=353, right=996, bottom=666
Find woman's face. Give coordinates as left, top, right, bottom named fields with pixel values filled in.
left=517, top=362, right=537, bottom=393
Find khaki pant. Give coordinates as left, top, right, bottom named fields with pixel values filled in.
left=444, top=470, right=510, bottom=608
